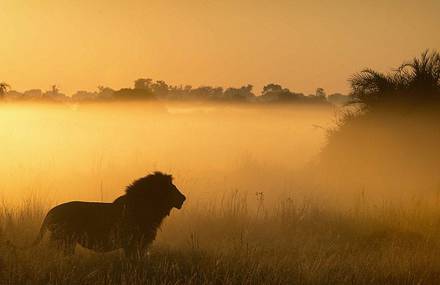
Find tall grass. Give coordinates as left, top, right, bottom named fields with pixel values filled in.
left=2, top=192, right=440, bottom=284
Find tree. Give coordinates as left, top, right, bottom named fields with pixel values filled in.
left=399, top=50, right=440, bottom=97
left=262, top=83, right=283, bottom=96
left=23, top=89, right=43, bottom=100
left=350, top=50, right=440, bottom=109
left=0, top=82, right=10, bottom=99
left=134, top=78, right=153, bottom=90
left=315, top=88, right=326, bottom=98
left=260, top=83, right=298, bottom=102
left=42, top=85, right=67, bottom=101
left=189, top=86, right=214, bottom=100
left=224, top=85, right=255, bottom=101
left=97, top=86, right=115, bottom=100
left=151, top=80, right=169, bottom=97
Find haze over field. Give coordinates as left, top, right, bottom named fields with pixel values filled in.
left=3, top=97, right=440, bottom=284
left=2, top=1, right=440, bottom=284
left=0, top=103, right=333, bottom=204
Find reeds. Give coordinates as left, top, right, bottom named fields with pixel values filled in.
left=2, top=192, right=440, bottom=284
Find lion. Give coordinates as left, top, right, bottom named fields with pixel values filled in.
left=14, top=172, right=185, bottom=257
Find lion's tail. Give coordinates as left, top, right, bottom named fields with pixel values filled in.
left=6, top=215, right=49, bottom=250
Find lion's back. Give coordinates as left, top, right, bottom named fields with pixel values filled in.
left=45, top=201, right=120, bottom=234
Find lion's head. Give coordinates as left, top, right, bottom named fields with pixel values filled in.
left=125, top=172, right=186, bottom=216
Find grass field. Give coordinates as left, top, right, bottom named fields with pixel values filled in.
left=2, top=192, right=440, bottom=284
left=1, top=103, right=439, bottom=284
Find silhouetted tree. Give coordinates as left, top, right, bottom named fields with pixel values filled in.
left=0, top=82, right=10, bottom=99
left=315, top=88, right=326, bottom=98
left=43, top=85, right=67, bottom=101
left=183, top=85, right=192, bottom=92
left=350, top=50, right=440, bottom=109
left=260, top=83, right=305, bottom=102
left=399, top=50, right=440, bottom=97
left=224, top=85, right=255, bottom=101
left=319, top=50, right=440, bottom=196
left=210, top=87, right=224, bottom=99
left=97, top=86, right=115, bottom=100
left=186, top=86, right=223, bottom=100
left=151, top=80, right=169, bottom=97
left=262, top=83, right=283, bottom=96
left=72, top=90, right=98, bottom=101
left=134, top=78, right=153, bottom=90
left=113, top=88, right=154, bottom=101
left=23, top=89, right=43, bottom=100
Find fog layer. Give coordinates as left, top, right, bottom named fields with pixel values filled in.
left=0, top=103, right=333, bottom=204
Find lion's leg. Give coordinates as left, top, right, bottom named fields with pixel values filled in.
left=123, top=237, right=151, bottom=260
left=123, top=246, right=136, bottom=259
left=49, top=231, right=77, bottom=256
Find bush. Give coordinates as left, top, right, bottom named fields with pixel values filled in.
left=349, top=50, right=440, bottom=110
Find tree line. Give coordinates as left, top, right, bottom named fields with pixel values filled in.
left=0, top=80, right=347, bottom=105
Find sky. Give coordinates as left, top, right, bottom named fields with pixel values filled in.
left=0, top=0, right=439, bottom=95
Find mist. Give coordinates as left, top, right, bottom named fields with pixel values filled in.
left=0, top=102, right=333, bottom=204
left=2, top=50, right=440, bottom=284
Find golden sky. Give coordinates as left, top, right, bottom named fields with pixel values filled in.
left=1, top=0, right=439, bottom=95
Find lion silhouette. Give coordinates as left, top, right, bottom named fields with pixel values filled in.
left=19, top=172, right=185, bottom=257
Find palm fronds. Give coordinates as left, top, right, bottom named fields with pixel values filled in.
left=349, top=50, right=440, bottom=109
left=398, top=50, right=440, bottom=96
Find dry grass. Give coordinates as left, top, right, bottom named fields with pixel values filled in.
left=2, top=192, right=440, bottom=285
left=1, top=103, right=439, bottom=284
